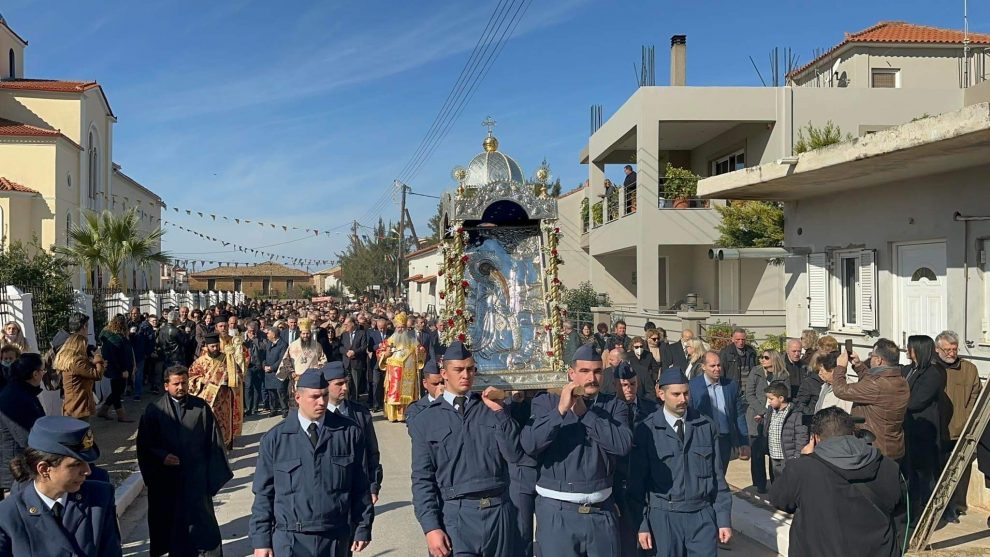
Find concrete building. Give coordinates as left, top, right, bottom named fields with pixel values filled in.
left=0, top=15, right=163, bottom=287
left=311, top=265, right=351, bottom=298
left=406, top=244, right=440, bottom=315
left=699, top=95, right=990, bottom=374
left=189, top=262, right=310, bottom=298
left=567, top=21, right=984, bottom=337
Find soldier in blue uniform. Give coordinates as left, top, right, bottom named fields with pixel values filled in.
left=250, top=368, right=375, bottom=557
left=322, top=361, right=383, bottom=505
left=505, top=392, right=538, bottom=556
left=613, top=362, right=658, bottom=557
left=0, top=416, right=122, bottom=557
left=521, top=343, right=632, bottom=557
left=405, top=359, right=445, bottom=426
left=629, top=369, right=733, bottom=557
left=409, top=342, right=523, bottom=557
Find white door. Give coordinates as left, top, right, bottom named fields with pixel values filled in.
left=897, top=242, right=947, bottom=343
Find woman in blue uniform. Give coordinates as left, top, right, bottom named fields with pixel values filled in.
left=0, top=416, right=122, bottom=557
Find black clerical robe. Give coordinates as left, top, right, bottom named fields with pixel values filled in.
left=136, top=393, right=233, bottom=557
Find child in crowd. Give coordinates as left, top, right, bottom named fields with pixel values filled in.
left=765, top=381, right=809, bottom=479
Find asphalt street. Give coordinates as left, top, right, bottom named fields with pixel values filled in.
left=120, top=411, right=778, bottom=557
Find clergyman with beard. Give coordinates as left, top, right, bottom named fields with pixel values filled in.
left=137, top=365, right=233, bottom=557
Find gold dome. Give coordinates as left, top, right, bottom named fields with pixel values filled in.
left=483, top=135, right=499, bottom=153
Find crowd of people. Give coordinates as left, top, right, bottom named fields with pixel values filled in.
left=0, top=293, right=985, bottom=556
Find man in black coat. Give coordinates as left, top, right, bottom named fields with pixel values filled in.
left=137, top=365, right=233, bottom=557
left=243, top=325, right=266, bottom=416
left=718, top=328, right=758, bottom=406
left=769, top=407, right=906, bottom=557
left=323, top=361, right=383, bottom=507
left=262, top=326, right=290, bottom=416
left=339, top=317, right=369, bottom=399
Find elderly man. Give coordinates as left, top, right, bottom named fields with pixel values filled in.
left=666, top=329, right=695, bottom=372
left=601, top=348, right=625, bottom=396
left=784, top=339, right=806, bottom=399
left=688, top=351, right=749, bottom=474
left=718, top=328, right=757, bottom=394
left=832, top=339, right=910, bottom=460
left=936, top=330, right=982, bottom=523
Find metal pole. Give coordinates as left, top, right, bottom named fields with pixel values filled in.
left=964, top=0, right=971, bottom=88
left=396, top=181, right=408, bottom=300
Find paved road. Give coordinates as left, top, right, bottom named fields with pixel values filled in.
left=120, top=412, right=779, bottom=557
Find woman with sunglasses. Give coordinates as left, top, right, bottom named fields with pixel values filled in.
left=627, top=336, right=660, bottom=400
left=745, top=349, right=789, bottom=493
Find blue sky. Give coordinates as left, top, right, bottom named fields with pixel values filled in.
left=5, top=0, right=987, bottom=270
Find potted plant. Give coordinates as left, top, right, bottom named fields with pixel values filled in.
left=663, top=163, right=699, bottom=208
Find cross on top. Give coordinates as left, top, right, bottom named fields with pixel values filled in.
left=482, top=115, right=497, bottom=136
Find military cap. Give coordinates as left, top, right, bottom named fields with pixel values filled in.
left=614, top=361, right=636, bottom=380
left=571, top=343, right=602, bottom=365
left=203, top=332, right=220, bottom=345
left=321, top=361, right=347, bottom=382
left=28, top=416, right=100, bottom=463
left=444, top=342, right=472, bottom=361
left=422, top=358, right=440, bottom=376
left=296, top=368, right=328, bottom=390
left=658, top=368, right=689, bottom=387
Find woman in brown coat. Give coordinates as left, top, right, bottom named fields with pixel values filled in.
left=55, top=333, right=105, bottom=419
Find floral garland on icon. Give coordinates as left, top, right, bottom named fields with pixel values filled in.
left=439, top=221, right=474, bottom=347
left=542, top=220, right=565, bottom=373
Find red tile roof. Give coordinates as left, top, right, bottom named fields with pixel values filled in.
left=0, top=118, right=83, bottom=150
left=0, top=177, right=38, bottom=194
left=789, top=21, right=990, bottom=78
left=407, top=244, right=439, bottom=258
left=0, top=79, right=100, bottom=93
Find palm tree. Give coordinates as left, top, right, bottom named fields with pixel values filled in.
left=56, top=208, right=171, bottom=292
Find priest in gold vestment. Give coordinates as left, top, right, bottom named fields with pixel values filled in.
left=189, top=330, right=244, bottom=449
left=376, top=312, right=425, bottom=422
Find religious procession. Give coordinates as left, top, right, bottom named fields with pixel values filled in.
left=2, top=2, right=990, bottom=557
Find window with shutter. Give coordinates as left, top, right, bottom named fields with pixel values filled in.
left=807, top=253, right=829, bottom=328
left=859, top=250, right=878, bottom=331
left=871, top=69, right=898, bottom=88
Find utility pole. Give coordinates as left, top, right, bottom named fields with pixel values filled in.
left=395, top=181, right=408, bottom=299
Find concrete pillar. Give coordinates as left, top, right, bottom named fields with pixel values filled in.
left=636, top=120, right=661, bottom=312
left=677, top=310, right=711, bottom=337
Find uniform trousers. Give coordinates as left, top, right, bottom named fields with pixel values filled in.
left=644, top=505, right=717, bottom=557
left=615, top=490, right=640, bottom=557
left=509, top=484, right=535, bottom=557
left=535, top=496, right=619, bottom=557
left=441, top=495, right=515, bottom=556
left=273, top=529, right=349, bottom=557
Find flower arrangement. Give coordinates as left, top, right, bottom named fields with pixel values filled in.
left=439, top=221, right=473, bottom=347
left=542, top=221, right=565, bottom=372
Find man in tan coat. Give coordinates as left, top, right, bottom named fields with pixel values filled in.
left=936, top=330, right=982, bottom=522
left=832, top=338, right=910, bottom=460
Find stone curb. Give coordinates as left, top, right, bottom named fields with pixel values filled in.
left=729, top=490, right=791, bottom=556
left=114, top=470, right=145, bottom=518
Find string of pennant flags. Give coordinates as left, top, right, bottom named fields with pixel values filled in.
left=164, top=221, right=336, bottom=267
left=105, top=194, right=353, bottom=236
left=171, top=258, right=337, bottom=272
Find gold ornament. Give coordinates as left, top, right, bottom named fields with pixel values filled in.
left=483, top=135, right=499, bottom=153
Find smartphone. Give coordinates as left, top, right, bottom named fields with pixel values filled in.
left=844, top=339, right=853, bottom=355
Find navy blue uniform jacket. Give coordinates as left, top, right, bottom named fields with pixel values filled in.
left=628, top=407, right=733, bottom=530
left=688, top=375, right=749, bottom=446
left=250, top=410, right=375, bottom=549
left=339, top=400, right=383, bottom=496
left=521, top=392, right=633, bottom=493
left=409, top=393, right=523, bottom=534
left=0, top=479, right=121, bottom=557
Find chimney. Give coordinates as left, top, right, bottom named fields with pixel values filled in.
left=670, top=34, right=686, bottom=86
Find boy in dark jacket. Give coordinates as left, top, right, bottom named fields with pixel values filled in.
left=764, top=382, right=808, bottom=479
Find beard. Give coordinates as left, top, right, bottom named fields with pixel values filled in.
left=391, top=330, right=418, bottom=352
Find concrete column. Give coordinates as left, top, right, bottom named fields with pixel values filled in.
left=636, top=120, right=661, bottom=312
left=590, top=162, right=606, bottom=198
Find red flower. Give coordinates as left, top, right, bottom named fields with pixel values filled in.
left=554, top=227, right=560, bottom=233
left=455, top=309, right=463, bottom=316
left=458, top=333, right=466, bottom=342
left=447, top=319, right=455, bottom=327
left=551, top=249, right=558, bottom=256
left=439, top=291, right=446, bottom=299
left=544, top=325, right=552, bottom=331
left=552, top=278, right=561, bottom=284
left=461, top=280, right=469, bottom=288
left=546, top=351, right=554, bottom=356
left=457, top=227, right=464, bottom=233
left=461, top=255, right=470, bottom=263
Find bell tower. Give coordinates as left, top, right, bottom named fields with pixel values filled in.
left=0, top=15, right=27, bottom=80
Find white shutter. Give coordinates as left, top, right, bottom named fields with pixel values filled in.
left=807, top=253, right=829, bottom=328
left=860, top=250, right=878, bottom=331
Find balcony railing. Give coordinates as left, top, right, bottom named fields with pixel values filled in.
left=583, top=178, right=712, bottom=231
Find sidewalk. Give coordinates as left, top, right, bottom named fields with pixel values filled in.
left=88, top=396, right=156, bottom=486
left=725, top=458, right=990, bottom=555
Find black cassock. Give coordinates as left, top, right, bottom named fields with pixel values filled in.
left=137, top=393, right=233, bottom=557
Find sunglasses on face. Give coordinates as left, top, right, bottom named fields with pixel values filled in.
left=760, top=355, right=771, bottom=360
